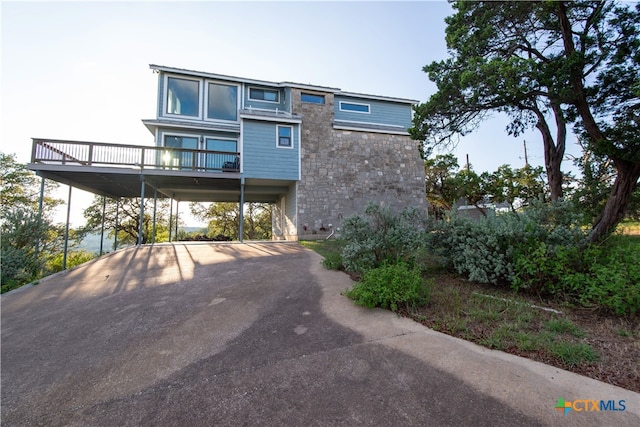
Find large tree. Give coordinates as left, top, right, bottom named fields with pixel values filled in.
left=1, top=153, right=64, bottom=288
left=81, top=196, right=172, bottom=247
left=411, top=1, right=640, bottom=242
left=190, top=202, right=272, bottom=240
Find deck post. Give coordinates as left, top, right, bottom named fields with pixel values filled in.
left=138, top=175, right=145, bottom=246
left=114, top=198, right=120, bottom=250
left=175, top=201, right=179, bottom=239
left=34, top=177, right=45, bottom=262
left=168, top=199, right=173, bottom=242
left=152, top=189, right=158, bottom=244
left=99, top=196, right=106, bottom=255
left=239, top=178, right=245, bottom=242
left=62, top=185, right=72, bottom=270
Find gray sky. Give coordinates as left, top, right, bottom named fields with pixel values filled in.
left=1, top=0, right=579, bottom=226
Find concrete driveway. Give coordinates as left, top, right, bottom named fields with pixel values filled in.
left=1, top=242, right=638, bottom=426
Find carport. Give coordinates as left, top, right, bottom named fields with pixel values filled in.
left=28, top=138, right=292, bottom=267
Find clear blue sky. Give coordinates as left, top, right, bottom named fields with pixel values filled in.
left=1, top=0, right=580, bottom=226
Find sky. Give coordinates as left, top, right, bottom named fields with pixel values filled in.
left=1, top=0, right=582, bottom=227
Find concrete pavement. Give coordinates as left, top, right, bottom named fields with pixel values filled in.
left=1, top=242, right=638, bottom=426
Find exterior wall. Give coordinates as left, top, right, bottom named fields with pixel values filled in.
left=334, top=96, right=412, bottom=128
left=242, top=120, right=299, bottom=180
left=272, top=184, right=297, bottom=240
left=291, top=89, right=426, bottom=239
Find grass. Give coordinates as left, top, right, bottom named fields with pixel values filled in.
left=301, top=239, right=640, bottom=393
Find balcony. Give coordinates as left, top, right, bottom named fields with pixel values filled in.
left=28, top=139, right=290, bottom=204
left=31, top=139, right=240, bottom=173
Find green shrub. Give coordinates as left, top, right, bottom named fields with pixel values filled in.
left=322, top=252, right=344, bottom=270
left=45, top=250, right=96, bottom=274
left=344, top=262, right=430, bottom=312
left=340, top=203, right=430, bottom=274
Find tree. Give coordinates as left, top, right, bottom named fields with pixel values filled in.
left=190, top=202, right=273, bottom=240
left=1, top=153, right=64, bottom=289
left=411, top=1, right=640, bottom=242
left=81, top=196, right=171, bottom=248
left=486, top=164, right=547, bottom=211
left=423, top=154, right=461, bottom=217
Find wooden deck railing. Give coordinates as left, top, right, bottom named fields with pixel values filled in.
left=31, top=139, right=240, bottom=172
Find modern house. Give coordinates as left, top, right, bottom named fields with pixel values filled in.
left=29, top=65, right=426, bottom=242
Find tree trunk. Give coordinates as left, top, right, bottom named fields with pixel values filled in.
left=534, top=109, right=565, bottom=201
left=588, top=159, right=640, bottom=243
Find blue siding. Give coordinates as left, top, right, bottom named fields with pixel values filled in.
left=242, top=121, right=299, bottom=180
left=244, top=85, right=288, bottom=112
left=334, top=95, right=412, bottom=129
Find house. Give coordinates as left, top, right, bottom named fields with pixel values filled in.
left=29, top=65, right=426, bottom=242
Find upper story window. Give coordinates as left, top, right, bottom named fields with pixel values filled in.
left=301, top=92, right=325, bottom=104
left=249, top=87, right=280, bottom=103
left=207, top=82, right=238, bottom=121
left=167, top=77, right=200, bottom=117
left=339, top=101, right=370, bottom=113
left=277, top=125, right=293, bottom=148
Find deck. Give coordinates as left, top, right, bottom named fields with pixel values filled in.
left=28, top=139, right=291, bottom=203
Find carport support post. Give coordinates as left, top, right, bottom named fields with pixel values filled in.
left=35, top=177, right=45, bottom=262
left=168, top=199, right=173, bottom=242
left=152, top=189, right=157, bottom=244
left=239, top=178, right=245, bottom=242
left=175, top=201, right=179, bottom=239
left=114, top=198, right=120, bottom=250
left=138, top=175, right=145, bottom=246
left=62, top=185, right=72, bottom=270
left=99, top=196, right=106, bottom=256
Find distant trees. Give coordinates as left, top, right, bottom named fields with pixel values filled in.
left=80, top=196, right=172, bottom=248
left=424, top=154, right=547, bottom=218
left=190, top=202, right=272, bottom=240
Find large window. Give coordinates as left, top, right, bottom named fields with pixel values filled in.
left=277, top=126, right=293, bottom=148
left=163, top=135, right=198, bottom=168
left=167, top=78, right=199, bottom=117
left=249, top=87, right=280, bottom=103
left=301, top=92, right=325, bottom=104
left=208, top=83, right=238, bottom=121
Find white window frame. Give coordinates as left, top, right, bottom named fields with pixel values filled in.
left=248, top=86, right=280, bottom=104
left=339, top=101, right=370, bottom=114
left=163, top=75, right=203, bottom=120
left=204, top=80, right=241, bottom=123
left=276, top=125, right=294, bottom=149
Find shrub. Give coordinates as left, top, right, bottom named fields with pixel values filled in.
left=344, top=262, right=430, bottom=312
left=322, top=252, right=344, bottom=270
left=340, top=203, right=430, bottom=274
left=45, top=250, right=96, bottom=274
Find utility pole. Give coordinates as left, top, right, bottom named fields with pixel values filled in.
left=466, top=154, right=470, bottom=172
left=523, top=140, right=529, bottom=166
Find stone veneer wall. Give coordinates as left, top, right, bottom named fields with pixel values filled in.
left=291, top=89, right=426, bottom=238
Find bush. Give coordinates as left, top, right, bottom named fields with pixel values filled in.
left=45, top=250, right=96, bottom=274
left=344, top=262, right=430, bottom=312
left=322, top=252, right=344, bottom=270
left=340, top=203, right=430, bottom=274
left=433, top=200, right=588, bottom=286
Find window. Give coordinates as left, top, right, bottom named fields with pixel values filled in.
left=301, top=92, right=325, bottom=104
left=163, top=135, right=199, bottom=168
left=249, top=87, right=280, bottom=103
left=207, top=82, right=238, bottom=121
left=339, top=101, right=370, bottom=113
left=167, top=77, right=199, bottom=117
left=277, top=126, right=293, bottom=148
